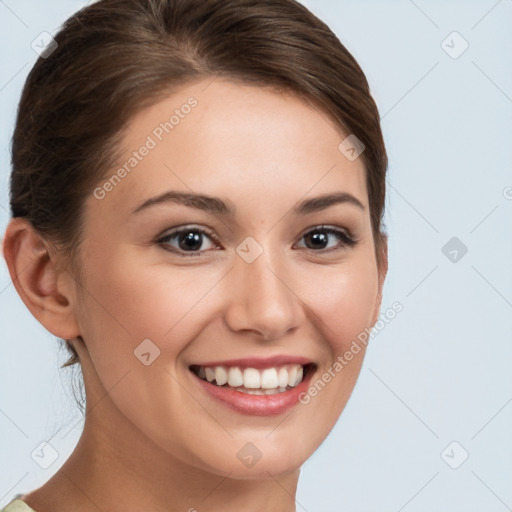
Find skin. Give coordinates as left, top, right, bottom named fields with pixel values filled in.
left=3, top=77, right=387, bottom=512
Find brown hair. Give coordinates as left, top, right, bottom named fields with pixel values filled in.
left=9, top=0, right=387, bottom=371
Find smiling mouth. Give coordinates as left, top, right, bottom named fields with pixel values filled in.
left=190, top=363, right=316, bottom=395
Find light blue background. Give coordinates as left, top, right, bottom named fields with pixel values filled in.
left=1, top=1, right=511, bottom=510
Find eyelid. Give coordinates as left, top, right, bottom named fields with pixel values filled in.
left=158, top=224, right=217, bottom=238
left=302, top=224, right=356, bottom=241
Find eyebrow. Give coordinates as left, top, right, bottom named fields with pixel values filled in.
left=130, top=190, right=365, bottom=217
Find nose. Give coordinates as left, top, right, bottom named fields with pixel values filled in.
left=223, top=245, right=304, bottom=341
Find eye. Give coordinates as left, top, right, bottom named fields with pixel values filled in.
left=157, top=226, right=219, bottom=256
left=157, top=224, right=358, bottom=257
left=295, top=226, right=358, bottom=252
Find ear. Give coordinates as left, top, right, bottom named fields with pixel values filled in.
left=2, top=217, right=81, bottom=340
left=371, top=234, right=388, bottom=327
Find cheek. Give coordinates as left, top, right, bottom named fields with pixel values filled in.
left=304, top=255, right=379, bottom=354
left=75, top=249, right=226, bottom=371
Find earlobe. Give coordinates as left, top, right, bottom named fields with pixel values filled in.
left=2, top=217, right=81, bottom=340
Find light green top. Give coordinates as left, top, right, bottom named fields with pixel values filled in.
left=1, top=499, right=36, bottom=512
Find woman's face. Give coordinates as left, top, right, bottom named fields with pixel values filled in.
left=70, top=77, right=386, bottom=478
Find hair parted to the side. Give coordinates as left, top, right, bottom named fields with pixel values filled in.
left=9, top=0, right=387, bottom=374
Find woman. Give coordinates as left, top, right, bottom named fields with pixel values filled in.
left=2, top=0, right=388, bottom=510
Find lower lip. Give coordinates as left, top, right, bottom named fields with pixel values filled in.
left=191, top=368, right=315, bottom=416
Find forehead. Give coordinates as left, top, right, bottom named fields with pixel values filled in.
left=88, top=77, right=368, bottom=221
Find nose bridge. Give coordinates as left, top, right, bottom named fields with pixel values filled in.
left=225, top=237, right=302, bottom=339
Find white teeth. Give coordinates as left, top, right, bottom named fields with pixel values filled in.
left=214, top=366, right=228, bottom=386
left=195, top=363, right=307, bottom=390
left=288, top=365, right=298, bottom=387
left=243, top=368, right=261, bottom=389
left=205, top=367, right=215, bottom=382
left=278, top=367, right=289, bottom=388
left=260, top=368, right=279, bottom=389
left=228, top=367, right=244, bottom=387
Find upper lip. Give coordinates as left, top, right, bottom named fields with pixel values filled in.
left=190, top=355, right=314, bottom=369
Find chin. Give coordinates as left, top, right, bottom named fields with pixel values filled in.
left=191, top=433, right=316, bottom=480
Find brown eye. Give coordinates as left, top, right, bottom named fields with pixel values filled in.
left=158, top=227, right=218, bottom=256
left=297, top=226, right=357, bottom=251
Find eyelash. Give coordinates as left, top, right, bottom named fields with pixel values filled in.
left=156, top=225, right=359, bottom=257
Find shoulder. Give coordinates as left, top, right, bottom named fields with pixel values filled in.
left=1, top=499, right=36, bottom=512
